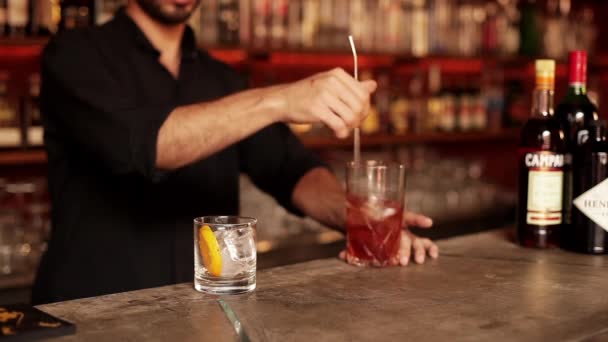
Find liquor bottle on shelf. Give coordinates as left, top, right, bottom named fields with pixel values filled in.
left=358, top=0, right=375, bottom=52
left=285, top=0, right=300, bottom=48
left=407, top=71, right=425, bottom=133
left=426, top=64, right=442, bottom=131
left=482, top=68, right=505, bottom=132
left=60, top=0, right=92, bottom=30
left=410, top=0, right=428, bottom=57
left=332, top=0, right=348, bottom=49
left=562, top=121, right=608, bottom=254
left=7, top=0, right=28, bottom=37
left=348, top=0, right=364, bottom=48
left=22, top=73, right=42, bottom=147
left=398, top=0, right=412, bottom=55
left=518, top=0, right=541, bottom=57
left=471, top=89, right=487, bottom=131
left=458, top=93, right=472, bottom=131
left=251, top=0, right=270, bottom=48
left=517, top=60, right=566, bottom=248
left=457, top=82, right=474, bottom=132
left=543, top=0, right=566, bottom=60
left=379, top=0, right=401, bottom=53
left=428, top=0, right=452, bottom=55
left=0, top=72, right=20, bottom=147
left=0, top=0, right=8, bottom=36
left=438, top=80, right=456, bottom=132
left=269, top=0, right=287, bottom=49
left=28, top=0, right=57, bottom=35
left=455, top=1, right=479, bottom=57
left=316, top=0, right=332, bottom=49
left=199, top=0, right=218, bottom=46
left=574, top=6, right=596, bottom=54
left=481, top=2, right=499, bottom=55
left=555, top=51, right=599, bottom=233
left=374, top=72, right=392, bottom=134
left=218, top=0, right=239, bottom=45
left=238, top=0, right=250, bottom=47
left=389, top=81, right=408, bottom=135
left=497, top=0, right=520, bottom=57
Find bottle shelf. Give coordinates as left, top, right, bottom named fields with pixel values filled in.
left=299, top=128, right=520, bottom=149
left=0, top=149, right=47, bottom=165
left=1, top=38, right=606, bottom=76
left=0, top=38, right=47, bottom=59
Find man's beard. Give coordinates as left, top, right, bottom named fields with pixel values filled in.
left=135, top=0, right=200, bottom=25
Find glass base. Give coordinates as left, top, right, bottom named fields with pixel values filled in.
left=194, top=274, right=256, bottom=295
left=350, top=258, right=395, bottom=268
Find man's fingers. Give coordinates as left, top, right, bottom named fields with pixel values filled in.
left=316, top=106, right=349, bottom=138
left=413, top=238, right=426, bottom=264
left=399, top=233, right=412, bottom=266
left=403, top=212, right=433, bottom=228
left=326, top=77, right=366, bottom=121
left=340, top=234, right=437, bottom=267
left=330, top=68, right=372, bottom=101
left=426, top=239, right=439, bottom=259
left=322, top=92, right=357, bottom=128
left=361, top=80, right=377, bottom=93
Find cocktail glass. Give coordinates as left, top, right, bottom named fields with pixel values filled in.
left=345, top=161, right=406, bottom=267
left=194, top=216, right=256, bottom=294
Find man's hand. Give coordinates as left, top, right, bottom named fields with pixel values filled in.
left=339, top=212, right=439, bottom=266
left=270, top=68, right=377, bottom=138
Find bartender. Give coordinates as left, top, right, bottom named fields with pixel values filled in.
left=32, top=0, right=439, bottom=304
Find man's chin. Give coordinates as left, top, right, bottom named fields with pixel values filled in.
left=153, top=10, right=193, bottom=25
left=171, top=0, right=195, bottom=7
left=135, top=0, right=196, bottom=25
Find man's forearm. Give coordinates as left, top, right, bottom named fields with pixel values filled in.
left=156, top=68, right=377, bottom=170
left=292, top=167, right=346, bottom=232
left=156, top=85, right=284, bottom=170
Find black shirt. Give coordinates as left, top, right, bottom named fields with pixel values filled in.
left=32, top=10, right=324, bottom=304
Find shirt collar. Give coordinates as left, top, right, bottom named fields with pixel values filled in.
left=114, top=8, right=198, bottom=60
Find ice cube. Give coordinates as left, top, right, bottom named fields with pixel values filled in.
left=216, top=229, right=256, bottom=277
left=361, top=198, right=396, bottom=221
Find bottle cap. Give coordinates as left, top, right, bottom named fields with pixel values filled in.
left=535, top=59, right=555, bottom=90
left=568, top=51, right=587, bottom=86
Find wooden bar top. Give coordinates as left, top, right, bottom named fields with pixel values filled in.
left=40, top=228, right=608, bottom=341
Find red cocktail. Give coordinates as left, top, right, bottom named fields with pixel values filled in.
left=345, top=161, right=406, bottom=267
left=346, top=195, right=403, bottom=266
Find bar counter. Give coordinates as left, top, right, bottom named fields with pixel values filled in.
left=40, top=228, right=608, bottom=341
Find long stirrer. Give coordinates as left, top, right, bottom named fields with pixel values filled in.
left=348, top=35, right=361, bottom=165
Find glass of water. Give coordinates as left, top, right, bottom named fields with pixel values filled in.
left=194, top=216, right=257, bottom=295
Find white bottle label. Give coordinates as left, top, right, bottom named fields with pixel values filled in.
left=573, top=175, right=608, bottom=232
left=526, top=170, right=563, bottom=225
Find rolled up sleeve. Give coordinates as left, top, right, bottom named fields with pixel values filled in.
left=41, top=34, right=172, bottom=182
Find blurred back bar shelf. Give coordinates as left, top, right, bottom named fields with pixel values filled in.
left=0, top=0, right=607, bottom=298
left=0, top=149, right=46, bottom=166
left=0, top=129, right=518, bottom=164
left=4, top=38, right=608, bottom=65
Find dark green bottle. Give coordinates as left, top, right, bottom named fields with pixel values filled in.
left=555, top=51, right=599, bottom=232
